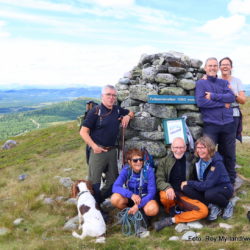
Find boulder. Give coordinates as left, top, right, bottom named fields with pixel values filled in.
left=129, top=85, right=157, bottom=102
left=155, top=73, right=177, bottom=84
left=125, top=140, right=167, bottom=158
left=2, top=140, right=17, bottom=149
left=159, top=87, right=186, bottom=95
left=177, top=79, right=196, bottom=90
left=130, top=117, right=161, bottom=132
left=144, top=103, right=177, bottom=119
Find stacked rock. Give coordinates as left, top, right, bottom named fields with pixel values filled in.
left=116, top=51, right=205, bottom=164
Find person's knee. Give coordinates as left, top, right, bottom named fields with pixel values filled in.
left=159, top=191, right=167, bottom=204
left=197, top=202, right=209, bottom=218
left=111, top=193, right=127, bottom=209
left=144, top=200, right=159, bottom=216
left=204, top=191, right=214, bottom=203
left=110, top=193, right=120, bottom=205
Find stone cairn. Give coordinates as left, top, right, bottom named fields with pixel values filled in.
left=116, top=51, right=205, bottom=165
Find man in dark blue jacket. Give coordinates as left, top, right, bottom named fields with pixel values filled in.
left=195, top=57, right=236, bottom=184
left=80, top=85, right=134, bottom=206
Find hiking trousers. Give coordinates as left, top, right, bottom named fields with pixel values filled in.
left=203, top=122, right=236, bottom=184
left=159, top=191, right=208, bottom=223
left=88, top=148, right=118, bottom=202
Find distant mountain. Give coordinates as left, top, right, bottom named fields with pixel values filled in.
left=0, top=87, right=101, bottom=114
left=0, top=97, right=99, bottom=140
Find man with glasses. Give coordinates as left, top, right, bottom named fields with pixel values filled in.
left=154, top=137, right=208, bottom=231
left=80, top=85, right=134, bottom=208
left=195, top=57, right=236, bottom=185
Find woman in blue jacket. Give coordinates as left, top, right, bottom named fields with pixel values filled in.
left=111, top=148, right=159, bottom=217
left=181, top=136, right=234, bottom=221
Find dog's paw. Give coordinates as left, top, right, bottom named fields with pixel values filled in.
left=95, top=236, right=105, bottom=244
left=72, top=231, right=79, bottom=238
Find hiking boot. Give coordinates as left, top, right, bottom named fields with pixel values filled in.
left=222, top=201, right=233, bottom=219
left=153, top=217, right=173, bottom=231
left=207, top=204, right=222, bottom=221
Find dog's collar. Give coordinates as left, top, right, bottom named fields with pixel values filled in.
left=78, top=191, right=89, bottom=197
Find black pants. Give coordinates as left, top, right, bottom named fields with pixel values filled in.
left=183, top=184, right=233, bottom=208
left=203, top=122, right=236, bottom=184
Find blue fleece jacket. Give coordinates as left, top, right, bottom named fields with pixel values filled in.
left=195, top=76, right=235, bottom=125
left=112, top=165, right=156, bottom=208
left=187, top=152, right=233, bottom=191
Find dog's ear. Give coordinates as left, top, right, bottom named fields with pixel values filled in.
left=86, top=181, right=94, bottom=195
left=71, top=182, right=79, bottom=198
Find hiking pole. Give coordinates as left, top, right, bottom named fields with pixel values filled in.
left=122, top=126, right=126, bottom=167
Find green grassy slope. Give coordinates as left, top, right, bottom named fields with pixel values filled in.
left=0, top=97, right=99, bottom=140
left=0, top=100, right=250, bottom=249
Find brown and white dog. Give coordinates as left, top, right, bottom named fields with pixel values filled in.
left=71, top=180, right=106, bottom=242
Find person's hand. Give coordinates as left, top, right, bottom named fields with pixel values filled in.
left=92, top=144, right=107, bottom=154
left=128, top=204, right=139, bottom=215
left=131, top=194, right=141, bottom=205
left=205, top=92, right=211, bottom=100
left=225, top=103, right=230, bottom=109
left=181, top=181, right=187, bottom=190
left=121, top=115, right=131, bottom=128
left=165, top=188, right=176, bottom=200
left=201, top=74, right=207, bottom=80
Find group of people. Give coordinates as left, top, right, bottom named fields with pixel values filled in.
left=79, top=56, right=246, bottom=233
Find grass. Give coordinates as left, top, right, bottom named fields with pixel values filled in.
left=0, top=100, right=250, bottom=249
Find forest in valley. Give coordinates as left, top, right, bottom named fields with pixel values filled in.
left=0, top=97, right=99, bottom=140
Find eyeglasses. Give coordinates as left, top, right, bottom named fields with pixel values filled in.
left=196, top=146, right=206, bottom=150
left=104, top=93, right=117, bottom=98
left=172, top=146, right=185, bottom=150
left=220, top=64, right=231, bottom=67
left=131, top=158, right=143, bottom=163
left=207, top=65, right=218, bottom=68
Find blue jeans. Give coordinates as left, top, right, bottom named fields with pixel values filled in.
left=183, top=184, right=233, bottom=208
left=203, top=122, right=236, bottom=184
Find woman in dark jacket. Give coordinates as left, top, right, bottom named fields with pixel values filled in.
left=181, top=136, right=234, bottom=221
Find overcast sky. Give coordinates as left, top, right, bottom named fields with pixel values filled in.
left=0, top=0, right=250, bottom=89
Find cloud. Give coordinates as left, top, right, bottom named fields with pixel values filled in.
left=0, top=38, right=157, bottom=88
left=89, top=0, right=135, bottom=7
left=229, top=45, right=250, bottom=83
left=0, top=20, right=10, bottom=37
left=0, top=0, right=182, bottom=27
left=197, top=15, right=246, bottom=39
left=228, top=0, right=250, bottom=15
left=0, top=0, right=81, bottom=13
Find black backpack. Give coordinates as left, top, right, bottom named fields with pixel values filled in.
left=78, top=100, right=99, bottom=129
left=80, top=100, right=121, bottom=165
left=78, top=100, right=99, bottom=165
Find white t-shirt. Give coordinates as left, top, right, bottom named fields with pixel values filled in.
left=230, top=76, right=245, bottom=117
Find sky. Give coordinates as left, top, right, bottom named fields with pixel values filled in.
left=0, top=0, right=250, bottom=89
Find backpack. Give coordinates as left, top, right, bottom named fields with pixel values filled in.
left=125, top=148, right=154, bottom=197
left=142, top=147, right=155, bottom=169
left=78, top=100, right=99, bottom=129
left=126, top=164, right=149, bottom=197
left=79, top=101, right=121, bottom=165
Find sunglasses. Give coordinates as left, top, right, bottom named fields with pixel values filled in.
left=131, top=158, right=143, bottom=163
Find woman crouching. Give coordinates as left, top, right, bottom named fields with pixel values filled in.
left=181, top=136, right=234, bottom=221
left=111, top=148, right=159, bottom=228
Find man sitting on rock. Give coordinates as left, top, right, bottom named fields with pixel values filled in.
left=154, top=137, right=208, bottom=231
